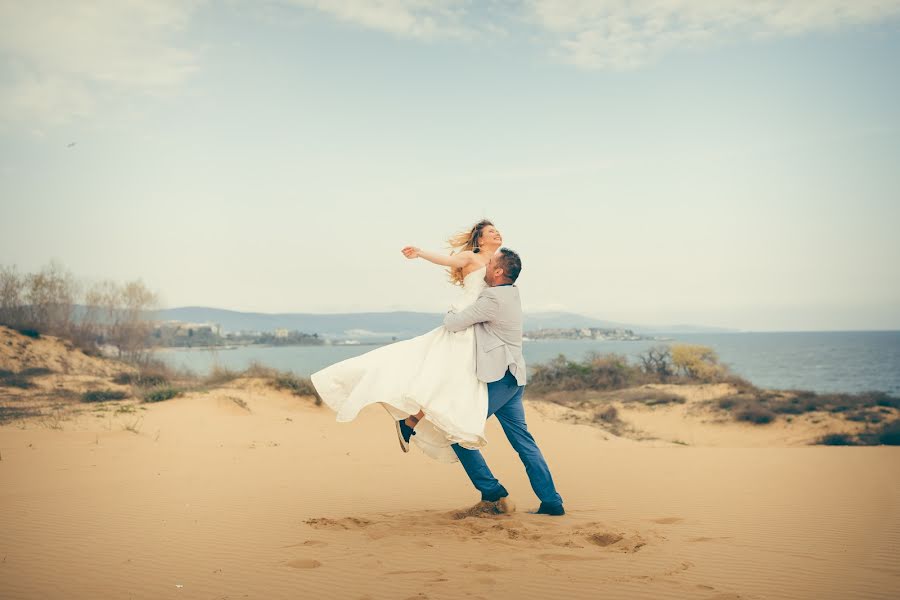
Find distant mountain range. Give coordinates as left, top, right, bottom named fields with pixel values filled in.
left=151, top=306, right=737, bottom=339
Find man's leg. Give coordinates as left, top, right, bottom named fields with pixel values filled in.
left=494, top=387, right=564, bottom=507
left=451, top=371, right=521, bottom=501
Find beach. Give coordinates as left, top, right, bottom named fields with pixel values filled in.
left=2, top=373, right=898, bottom=600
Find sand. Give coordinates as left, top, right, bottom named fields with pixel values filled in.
left=2, top=374, right=898, bottom=600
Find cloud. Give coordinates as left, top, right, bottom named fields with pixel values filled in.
left=279, top=1, right=900, bottom=68
left=3, top=0, right=898, bottom=129
left=0, top=0, right=204, bottom=127
left=526, top=0, right=900, bottom=70
left=286, top=0, right=475, bottom=39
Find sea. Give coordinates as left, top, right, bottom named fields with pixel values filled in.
left=154, top=330, right=900, bottom=396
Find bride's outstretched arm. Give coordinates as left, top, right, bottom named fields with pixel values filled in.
left=401, top=247, right=474, bottom=269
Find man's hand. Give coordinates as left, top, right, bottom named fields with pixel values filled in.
left=401, top=246, right=421, bottom=259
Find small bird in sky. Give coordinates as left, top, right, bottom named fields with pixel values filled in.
left=67, top=142, right=76, bottom=148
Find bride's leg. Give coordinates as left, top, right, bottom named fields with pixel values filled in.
left=405, top=410, right=425, bottom=428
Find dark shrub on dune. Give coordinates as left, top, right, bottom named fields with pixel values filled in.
left=81, top=389, right=129, bottom=402
left=19, top=367, right=52, bottom=377
left=529, top=353, right=643, bottom=393
left=818, top=433, right=858, bottom=446
left=114, top=371, right=169, bottom=387
left=1, top=367, right=54, bottom=389
left=813, top=420, right=900, bottom=446
left=735, top=405, right=776, bottom=424
left=716, top=387, right=900, bottom=427
left=1, top=369, right=33, bottom=389
left=272, top=373, right=322, bottom=406
left=859, top=420, right=900, bottom=446
left=142, top=386, right=182, bottom=403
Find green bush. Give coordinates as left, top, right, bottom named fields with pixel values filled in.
left=81, top=389, right=129, bottom=402
left=142, top=386, right=182, bottom=403
left=113, top=372, right=169, bottom=387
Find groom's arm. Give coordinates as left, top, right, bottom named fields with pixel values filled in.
left=443, top=291, right=499, bottom=332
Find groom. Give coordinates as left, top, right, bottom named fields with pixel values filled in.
left=442, top=248, right=565, bottom=516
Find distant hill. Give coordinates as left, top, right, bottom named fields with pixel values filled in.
left=150, top=306, right=736, bottom=338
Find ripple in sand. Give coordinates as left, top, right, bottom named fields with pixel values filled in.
left=286, top=558, right=321, bottom=569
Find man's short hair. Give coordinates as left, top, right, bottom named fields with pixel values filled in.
left=497, top=247, right=522, bottom=283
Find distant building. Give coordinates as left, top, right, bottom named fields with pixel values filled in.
left=151, top=320, right=222, bottom=346
left=524, top=327, right=643, bottom=341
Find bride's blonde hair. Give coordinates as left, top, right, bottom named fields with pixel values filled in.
left=446, top=219, right=493, bottom=286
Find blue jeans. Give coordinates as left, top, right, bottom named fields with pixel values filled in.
left=452, top=370, right=564, bottom=507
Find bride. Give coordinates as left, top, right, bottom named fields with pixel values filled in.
left=310, top=219, right=503, bottom=463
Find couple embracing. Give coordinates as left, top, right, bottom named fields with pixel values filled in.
left=311, top=220, right=565, bottom=517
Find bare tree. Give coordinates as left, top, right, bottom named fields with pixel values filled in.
left=114, top=280, right=159, bottom=362
left=20, top=260, right=78, bottom=335
left=0, top=261, right=159, bottom=362
left=638, top=345, right=673, bottom=381
left=0, top=265, right=26, bottom=329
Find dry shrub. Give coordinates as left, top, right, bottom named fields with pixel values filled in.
left=271, top=373, right=321, bottom=405
left=670, top=344, right=726, bottom=382
left=814, top=420, right=900, bottom=446
left=529, top=353, right=643, bottom=393
left=203, top=365, right=243, bottom=385
left=734, top=404, right=776, bottom=424
left=594, top=405, right=619, bottom=423
left=617, top=388, right=685, bottom=406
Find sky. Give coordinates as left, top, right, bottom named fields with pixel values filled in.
left=1, top=0, right=899, bottom=331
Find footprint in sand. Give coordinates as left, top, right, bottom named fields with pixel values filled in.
left=573, top=527, right=648, bottom=553
left=282, top=540, right=328, bottom=548
left=537, top=553, right=605, bottom=562
left=305, top=516, right=373, bottom=529
left=586, top=532, right=624, bottom=547
left=286, top=559, right=321, bottom=569
left=650, top=517, right=684, bottom=524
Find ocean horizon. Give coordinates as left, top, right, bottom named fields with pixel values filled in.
left=155, top=330, right=900, bottom=396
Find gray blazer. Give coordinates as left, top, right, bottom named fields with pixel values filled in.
left=443, top=285, right=527, bottom=386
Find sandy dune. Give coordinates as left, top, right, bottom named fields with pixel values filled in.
left=1, top=376, right=898, bottom=600
left=531, top=383, right=888, bottom=447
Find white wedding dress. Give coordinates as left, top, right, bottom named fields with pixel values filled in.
left=310, top=266, right=490, bottom=463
